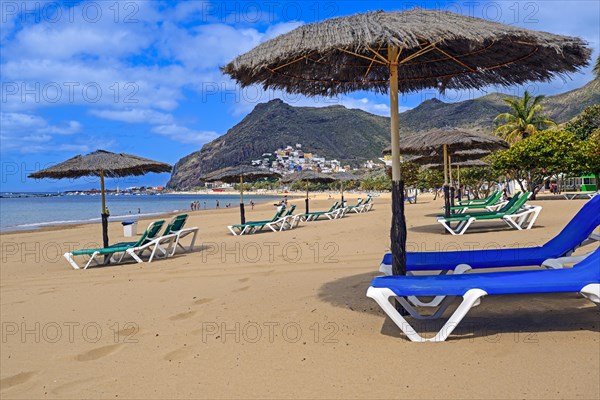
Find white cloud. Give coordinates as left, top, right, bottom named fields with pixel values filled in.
left=16, top=143, right=92, bottom=155
left=90, top=109, right=174, bottom=124
left=0, top=112, right=83, bottom=154
left=151, top=124, right=219, bottom=146
left=22, top=134, right=52, bottom=143
left=1, top=112, right=81, bottom=135
left=262, top=21, right=303, bottom=41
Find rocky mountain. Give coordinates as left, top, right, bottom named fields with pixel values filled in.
left=167, top=80, right=599, bottom=189
left=167, top=99, right=391, bottom=189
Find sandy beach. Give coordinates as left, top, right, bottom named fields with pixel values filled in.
left=1, top=193, right=598, bottom=399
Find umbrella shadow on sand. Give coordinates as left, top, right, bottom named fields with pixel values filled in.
left=318, top=273, right=600, bottom=341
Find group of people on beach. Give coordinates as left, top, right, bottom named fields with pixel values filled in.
left=190, top=201, right=206, bottom=211
left=276, top=195, right=288, bottom=207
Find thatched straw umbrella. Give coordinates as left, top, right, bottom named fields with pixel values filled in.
left=28, top=150, right=172, bottom=248
left=222, top=7, right=590, bottom=279
left=384, top=129, right=507, bottom=215
left=281, top=170, right=336, bottom=213
left=422, top=159, right=490, bottom=201
left=332, top=171, right=360, bottom=205
left=203, top=166, right=281, bottom=224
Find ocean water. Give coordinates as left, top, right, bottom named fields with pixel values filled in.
left=0, top=193, right=280, bottom=231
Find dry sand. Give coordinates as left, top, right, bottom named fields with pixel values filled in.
left=1, top=193, right=599, bottom=399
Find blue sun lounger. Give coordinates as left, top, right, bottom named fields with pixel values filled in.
left=380, top=195, right=600, bottom=275
left=367, top=247, right=600, bottom=342
left=379, top=196, right=600, bottom=307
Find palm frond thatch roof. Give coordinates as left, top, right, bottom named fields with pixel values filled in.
left=281, top=170, right=336, bottom=184
left=223, top=8, right=590, bottom=96
left=382, top=129, right=508, bottom=156
left=422, top=159, right=489, bottom=170
left=332, top=171, right=360, bottom=181
left=202, top=166, right=281, bottom=183
left=28, top=150, right=172, bottom=179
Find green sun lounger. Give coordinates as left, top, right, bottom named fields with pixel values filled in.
left=301, top=202, right=342, bottom=221
left=444, top=192, right=521, bottom=217
left=457, top=190, right=499, bottom=206
left=162, top=214, right=199, bottom=255
left=265, top=204, right=299, bottom=231
left=344, top=198, right=364, bottom=213
left=450, top=191, right=503, bottom=213
left=437, top=192, right=542, bottom=235
left=356, top=196, right=374, bottom=213
left=227, top=206, right=286, bottom=235
left=64, top=220, right=167, bottom=269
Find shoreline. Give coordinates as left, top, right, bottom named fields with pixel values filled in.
left=0, top=193, right=292, bottom=235
left=0, top=191, right=345, bottom=235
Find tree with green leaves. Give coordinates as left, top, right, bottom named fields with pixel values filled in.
left=582, top=131, right=600, bottom=189
left=360, top=174, right=392, bottom=191
left=565, top=104, right=600, bottom=140
left=594, top=54, right=600, bottom=79
left=459, top=166, right=499, bottom=199
left=493, top=90, right=556, bottom=144
left=399, top=162, right=420, bottom=202
left=489, top=129, right=588, bottom=199
left=417, top=168, right=444, bottom=199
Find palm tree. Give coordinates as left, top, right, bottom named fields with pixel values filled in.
left=493, top=90, right=556, bottom=144
left=594, top=54, right=599, bottom=79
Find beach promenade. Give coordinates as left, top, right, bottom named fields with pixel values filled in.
left=1, top=193, right=598, bottom=399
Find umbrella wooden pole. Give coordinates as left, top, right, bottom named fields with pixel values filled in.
left=443, top=144, right=449, bottom=185
left=100, top=169, right=109, bottom=249
left=341, top=181, right=345, bottom=206
left=305, top=179, right=309, bottom=214
left=443, top=144, right=451, bottom=218
left=449, top=155, right=455, bottom=208
left=239, top=174, right=246, bottom=225
left=388, top=45, right=407, bottom=281
left=457, top=165, right=462, bottom=202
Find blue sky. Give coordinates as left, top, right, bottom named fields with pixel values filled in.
left=1, top=0, right=598, bottom=191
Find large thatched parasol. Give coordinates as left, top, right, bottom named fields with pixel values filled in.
left=281, top=170, right=336, bottom=213
left=28, top=150, right=172, bottom=248
left=203, top=165, right=281, bottom=224
left=332, top=171, right=360, bottom=205
left=222, top=7, right=590, bottom=279
left=384, top=129, right=507, bottom=215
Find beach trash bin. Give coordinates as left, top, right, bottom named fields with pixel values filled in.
left=122, top=220, right=138, bottom=237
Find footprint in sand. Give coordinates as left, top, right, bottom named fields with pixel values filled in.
left=51, top=377, right=97, bottom=395
left=75, top=343, right=123, bottom=362
left=37, top=289, right=55, bottom=295
left=232, top=286, right=249, bottom=293
left=115, top=325, right=140, bottom=341
left=193, top=298, right=213, bottom=306
left=238, top=277, right=250, bottom=283
left=163, top=347, right=193, bottom=361
left=0, top=371, right=36, bottom=391
left=169, top=310, right=197, bottom=321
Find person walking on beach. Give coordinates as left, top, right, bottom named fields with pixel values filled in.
left=250, top=200, right=255, bottom=210
left=216, top=200, right=220, bottom=209
left=204, top=201, right=207, bottom=209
